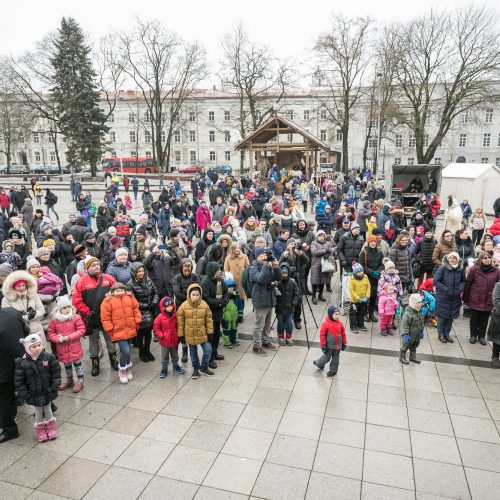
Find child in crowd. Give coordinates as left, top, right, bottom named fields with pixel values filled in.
left=377, top=258, right=403, bottom=330
left=275, top=263, right=300, bottom=345
left=177, top=284, right=214, bottom=378
left=14, top=333, right=61, bottom=442
left=418, top=278, right=437, bottom=327
left=47, top=296, right=86, bottom=393
left=400, top=293, right=425, bottom=365
left=124, top=193, right=133, bottom=211
left=100, top=283, right=142, bottom=384
left=153, top=296, right=185, bottom=378
left=348, top=262, right=370, bottom=333
left=377, top=284, right=398, bottom=336
left=367, top=215, right=377, bottom=236
left=313, top=306, right=347, bottom=377
left=222, top=277, right=242, bottom=348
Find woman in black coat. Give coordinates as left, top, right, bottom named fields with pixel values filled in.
left=455, top=229, right=475, bottom=268
left=415, top=229, right=436, bottom=285
left=194, top=229, right=214, bottom=263
left=127, top=262, right=159, bottom=362
left=359, top=235, right=384, bottom=322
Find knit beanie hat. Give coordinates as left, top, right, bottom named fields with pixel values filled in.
left=115, top=247, right=129, bottom=259
left=0, top=262, right=13, bottom=277
left=26, top=256, right=40, bottom=270
left=42, top=239, right=56, bottom=247
left=254, top=247, right=266, bottom=257
left=108, top=226, right=117, bottom=235
left=55, top=295, right=72, bottom=311
left=327, top=305, right=339, bottom=320
left=409, top=293, right=422, bottom=309
left=20, top=333, right=42, bottom=354
left=109, top=236, right=123, bottom=247
left=84, top=256, right=100, bottom=270
left=367, top=235, right=377, bottom=244
left=384, top=259, right=395, bottom=271
left=36, top=247, right=51, bottom=258
left=316, top=230, right=326, bottom=237
left=351, top=222, right=360, bottom=231
left=352, top=262, right=363, bottom=274
left=161, top=296, right=175, bottom=308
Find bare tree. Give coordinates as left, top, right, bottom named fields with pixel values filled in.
left=218, top=23, right=296, bottom=170
left=314, top=14, right=373, bottom=172
left=389, top=6, right=500, bottom=164
left=117, top=18, right=206, bottom=173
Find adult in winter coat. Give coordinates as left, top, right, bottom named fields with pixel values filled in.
left=127, top=263, right=159, bottom=362
left=415, top=229, right=437, bottom=282
left=432, top=230, right=457, bottom=268
left=471, top=207, right=487, bottom=246
left=275, top=263, right=300, bottom=345
left=463, top=252, right=500, bottom=345
left=487, top=281, right=500, bottom=367
left=21, top=198, right=34, bottom=228
left=359, top=235, right=384, bottom=321
left=224, top=242, right=250, bottom=301
left=455, top=229, right=475, bottom=268
left=444, top=197, right=463, bottom=235
left=434, top=252, right=466, bottom=343
left=356, top=200, right=372, bottom=238
left=201, top=262, right=229, bottom=367
left=337, top=223, right=364, bottom=274
left=310, top=230, right=336, bottom=304
left=106, top=247, right=133, bottom=285
left=141, top=188, right=153, bottom=209
left=195, top=229, right=214, bottom=263
left=195, top=202, right=212, bottom=233
left=377, top=203, right=396, bottom=243
left=389, top=234, right=412, bottom=289
left=211, top=197, right=227, bottom=224
left=143, top=244, right=179, bottom=298
left=70, top=216, right=90, bottom=244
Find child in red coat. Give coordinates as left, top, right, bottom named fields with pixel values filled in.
left=47, top=296, right=86, bottom=393
left=313, top=306, right=347, bottom=377
left=153, top=296, right=185, bottom=378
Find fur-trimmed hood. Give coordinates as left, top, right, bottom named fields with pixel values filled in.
left=1, top=270, right=38, bottom=302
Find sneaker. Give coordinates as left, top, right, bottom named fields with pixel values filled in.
left=286, top=338, right=294, bottom=346
left=192, top=369, right=200, bottom=379
left=359, top=326, right=368, bottom=332
left=200, top=368, right=215, bottom=377
left=279, top=338, right=286, bottom=346
left=209, top=360, right=217, bottom=369
left=263, top=343, right=277, bottom=350
left=478, top=337, right=487, bottom=346
left=160, top=368, right=168, bottom=378
left=253, top=347, right=268, bottom=357
left=327, top=371, right=336, bottom=378
left=225, top=344, right=233, bottom=349
left=231, top=341, right=240, bottom=347
left=381, top=330, right=387, bottom=336
left=469, top=336, right=477, bottom=344
left=172, top=364, right=185, bottom=374
left=351, top=327, right=359, bottom=334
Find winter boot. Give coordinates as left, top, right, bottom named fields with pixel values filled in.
left=160, top=366, right=168, bottom=378
left=45, top=418, right=57, bottom=440
left=58, top=376, right=74, bottom=391
left=73, top=379, right=84, bottom=393
left=90, top=356, right=100, bottom=377
left=145, top=350, right=155, bottom=361
left=444, top=335, right=454, bottom=343
left=126, top=363, right=133, bottom=381
left=369, top=314, right=378, bottom=323
left=181, top=346, right=188, bottom=363
left=118, top=365, right=128, bottom=384
left=34, top=422, right=48, bottom=443
left=109, top=353, right=119, bottom=371
left=381, top=329, right=387, bottom=336
left=491, top=357, right=500, bottom=369
left=139, top=348, right=149, bottom=362
left=312, top=293, right=318, bottom=305
left=286, top=338, right=294, bottom=346
left=318, top=293, right=326, bottom=302
left=409, top=351, right=421, bottom=364
left=399, top=351, right=409, bottom=365
left=222, top=333, right=231, bottom=347
left=173, top=363, right=185, bottom=374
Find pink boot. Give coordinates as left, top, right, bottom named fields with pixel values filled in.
left=35, top=422, right=49, bottom=443
left=45, top=418, right=57, bottom=440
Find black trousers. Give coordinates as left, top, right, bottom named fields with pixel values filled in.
left=294, top=301, right=302, bottom=322
left=350, top=301, right=367, bottom=328
left=211, top=320, right=221, bottom=357
left=493, top=343, right=500, bottom=358
left=472, top=229, right=484, bottom=247
left=469, top=309, right=491, bottom=339
left=0, top=381, right=18, bottom=436
left=137, top=327, right=152, bottom=353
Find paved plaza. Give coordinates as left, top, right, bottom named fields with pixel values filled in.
left=1, top=182, right=499, bottom=499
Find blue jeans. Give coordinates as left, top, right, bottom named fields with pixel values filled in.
left=117, top=340, right=131, bottom=367
left=276, top=313, right=293, bottom=336
left=189, top=342, right=212, bottom=371
left=437, top=317, right=453, bottom=338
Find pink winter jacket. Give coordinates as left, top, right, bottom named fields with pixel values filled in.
left=378, top=291, right=399, bottom=317
left=196, top=206, right=212, bottom=231
left=47, top=313, right=86, bottom=364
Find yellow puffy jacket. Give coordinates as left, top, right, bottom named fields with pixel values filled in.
left=349, top=274, right=371, bottom=303
left=177, top=284, right=214, bottom=345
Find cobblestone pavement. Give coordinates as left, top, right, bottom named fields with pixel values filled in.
left=1, top=182, right=499, bottom=499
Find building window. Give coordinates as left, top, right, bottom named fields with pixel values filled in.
left=161, top=131, right=165, bottom=143
left=287, top=134, right=293, bottom=142
left=255, top=110, right=261, bottom=122
left=424, top=135, right=429, bottom=148
left=174, top=151, right=181, bottom=162
left=174, top=131, right=181, bottom=143
left=395, top=134, right=402, bottom=148
left=33, top=132, right=39, bottom=144
left=485, top=108, right=493, bottom=123
left=496, top=158, right=500, bottom=167
left=48, top=132, right=54, bottom=143
left=407, top=158, right=415, bottom=165
left=189, top=130, right=196, bottom=142
left=209, top=131, right=215, bottom=142
left=481, top=157, right=489, bottom=164
left=320, top=109, right=327, bottom=120
left=394, top=157, right=401, bottom=165
left=34, top=151, right=41, bottom=162
left=108, top=113, right=114, bottom=123
left=111, top=151, right=117, bottom=158
left=368, top=136, right=378, bottom=148
left=131, top=151, right=137, bottom=158
left=145, top=151, right=152, bottom=158
left=145, top=131, right=151, bottom=143
left=110, top=131, right=116, bottom=143
left=50, top=151, right=56, bottom=163
left=144, top=111, right=150, bottom=123
left=286, top=110, right=294, bottom=120
left=189, top=111, right=196, bottom=122
left=130, top=131, right=136, bottom=143
left=208, top=111, right=215, bottom=122
left=224, top=111, right=230, bottom=121
left=225, top=151, right=231, bottom=161
left=303, top=110, right=310, bottom=120
left=320, top=129, right=327, bottom=142
left=128, top=113, right=135, bottom=123
left=434, top=157, right=441, bottom=164
left=460, top=110, right=469, bottom=123
left=18, top=132, right=25, bottom=143
left=459, top=133, right=467, bottom=147
left=190, top=150, right=196, bottom=162
left=224, top=132, right=231, bottom=142
left=336, top=130, right=342, bottom=141
left=409, top=135, right=416, bottom=148
left=483, top=133, right=491, bottom=147
left=209, top=151, right=216, bottom=161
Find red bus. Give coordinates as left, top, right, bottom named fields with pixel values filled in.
left=101, top=157, right=157, bottom=174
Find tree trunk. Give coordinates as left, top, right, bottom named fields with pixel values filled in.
left=341, top=124, right=349, bottom=173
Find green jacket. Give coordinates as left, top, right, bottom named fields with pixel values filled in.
left=401, top=306, right=424, bottom=337
left=223, top=298, right=239, bottom=329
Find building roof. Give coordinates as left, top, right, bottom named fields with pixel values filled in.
left=234, top=114, right=332, bottom=151
left=442, top=163, right=500, bottom=179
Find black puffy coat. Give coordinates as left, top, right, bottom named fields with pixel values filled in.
left=127, top=262, right=159, bottom=321
left=337, top=232, right=364, bottom=271
left=70, top=217, right=90, bottom=244
left=415, top=236, right=436, bottom=274
left=276, top=264, right=300, bottom=315
left=455, top=237, right=475, bottom=263
left=14, top=351, right=61, bottom=407
left=389, top=243, right=412, bottom=283
left=359, top=246, right=383, bottom=299
left=143, top=248, right=180, bottom=297
left=434, top=255, right=466, bottom=319
left=0, top=308, right=28, bottom=383
left=173, top=258, right=200, bottom=307
left=201, top=262, right=229, bottom=322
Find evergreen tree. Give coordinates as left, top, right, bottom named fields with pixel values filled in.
left=50, top=17, right=108, bottom=176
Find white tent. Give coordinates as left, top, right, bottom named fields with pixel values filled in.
left=441, top=163, right=500, bottom=215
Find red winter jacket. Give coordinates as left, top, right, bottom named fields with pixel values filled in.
left=72, top=272, right=116, bottom=317
left=489, top=217, right=500, bottom=237
left=153, top=301, right=179, bottom=348
left=47, top=313, right=86, bottom=364
left=0, top=192, right=10, bottom=209
left=319, top=317, right=347, bottom=350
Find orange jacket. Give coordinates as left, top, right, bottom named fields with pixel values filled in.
left=100, top=292, right=142, bottom=341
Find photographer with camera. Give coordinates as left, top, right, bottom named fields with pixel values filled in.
left=249, top=247, right=282, bottom=356
left=279, top=238, right=309, bottom=329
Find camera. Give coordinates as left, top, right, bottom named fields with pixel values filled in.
left=264, top=250, right=275, bottom=262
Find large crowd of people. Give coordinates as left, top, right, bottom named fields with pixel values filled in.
left=1, top=166, right=500, bottom=445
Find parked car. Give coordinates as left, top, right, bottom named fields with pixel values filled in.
left=178, top=165, right=203, bottom=174
left=214, top=165, right=232, bottom=175
left=30, top=165, right=70, bottom=175
left=6, top=164, right=30, bottom=175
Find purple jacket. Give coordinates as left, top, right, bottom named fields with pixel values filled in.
left=463, top=265, right=500, bottom=311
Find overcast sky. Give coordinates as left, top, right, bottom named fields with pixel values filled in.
left=2, top=0, right=498, bottom=86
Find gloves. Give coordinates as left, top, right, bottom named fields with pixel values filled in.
left=419, top=331, right=425, bottom=339
left=323, top=250, right=331, bottom=256
left=321, top=346, right=328, bottom=354
left=341, top=343, right=346, bottom=351
left=27, top=307, right=36, bottom=320
left=360, top=297, right=368, bottom=303
left=402, top=334, right=411, bottom=344
left=372, top=271, right=380, bottom=279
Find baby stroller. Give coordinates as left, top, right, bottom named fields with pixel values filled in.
left=339, top=272, right=352, bottom=316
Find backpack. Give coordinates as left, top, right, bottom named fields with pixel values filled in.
left=241, top=267, right=253, bottom=298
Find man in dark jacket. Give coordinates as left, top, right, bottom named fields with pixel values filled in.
left=143, top=243, right=179, bottom=298
left=201, top=262, right=229, bottom=368
left=70, top=216, right=90, bottom=244
left=44, top=189, right=59, bottom=221
left=0, top=308, right=29, bottom=443
left=337, top=223, right=364, bottom=273
left=276, top=263, right=300, bottom=345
